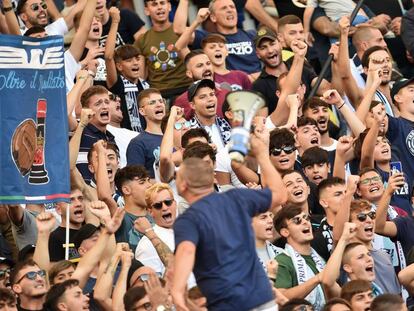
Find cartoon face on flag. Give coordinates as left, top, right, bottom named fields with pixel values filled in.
left=0, top=35, right=70, bottom=204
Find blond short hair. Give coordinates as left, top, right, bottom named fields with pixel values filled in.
left=145, top=183, right=174, bottom=209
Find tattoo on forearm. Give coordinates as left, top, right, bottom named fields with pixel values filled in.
left=150, top=237, right=173, bottom=267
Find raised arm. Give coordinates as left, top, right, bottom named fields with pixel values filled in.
left=175, top=8, right=210, bottom=60
left=332, top=175, right=359, bottom=242
left=322, top=89, right=366, bottom=137
left=269, top=40, right=307, bottom=126
left=375, top=174, right=403, bottom=238
left=280, top=95, right=299, bottom=130
left=337, top=16, right=363, bottom=107
left=72, top=202, right=124, bottom=288
left=250, top=122, right=288, bottom=211
left=398, top=263, right=414, bottom=294
left=2, top=0, right=20, bottom=35
left=33, top=212, right=56, bottom=273
left=62, top=0, right=87, bottom=30
left=112, top=250, right=133, bottom=311
left=245, top=0, right=279, bottom=33
left=359, top=116, right=381, bottom=170
left=355, top=69, right=381, bottom=123
left=93, top=140, right=119, bottom=216
left=159, top=107, right=182, bottom=183
left=68, top=0, right=98, bottom=62
left=173, top=0, right=190, bottom=35
left=321, top=222, right=356, bottom=299
left=104, top=7, right=121, bottom=89
left=332, top=136, right=354, bottom=179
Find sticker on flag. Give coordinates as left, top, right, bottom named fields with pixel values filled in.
left=0, top=34, right=70, bottom=204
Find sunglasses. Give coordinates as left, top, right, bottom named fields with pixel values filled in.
left=356, top=211, right=376, bottom=222
left=16, top=270, right=46, bottom=283
left=270, top=146, right=296, bottom=156
left=174, top=121, right=191, bottom=130
left=30, top=2, right=47, bottom=11
left=0, top=269, right=10, bottom=279
left=138, top=272, right=163, bottom=282
left=359, top=176, right=381, bottom=185
left=290, top=214, right=311, bottom=225
left=151, top=199, right=174, bottom=210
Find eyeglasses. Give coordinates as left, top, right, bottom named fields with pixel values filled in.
left=30, top=2, right=47, bottom=11
left=270, top=146, right=296, bottom=156
left=16, top=270, right=46, bottom=283
left=147, top=98, right=166, bottom=106
left=151, top=199, right=174, bottom=210
left=356, top=211, right=376, bottom=222
left=0, top=269, right=10, bottom=279
left=138, top=272, right=163, bottom=282
left=290, top=214, right=311, bottom=225
left=174, top=121, right=191, bottom=130
left=359, top=176, right=381, bottom=185
left=294, top=305, right=314, bottom=311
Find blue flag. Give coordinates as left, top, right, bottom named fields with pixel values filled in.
left=0, top=34, right=70, bottom=204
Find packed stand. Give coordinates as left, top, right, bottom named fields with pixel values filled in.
left=2, top=0, right=414, bottom=310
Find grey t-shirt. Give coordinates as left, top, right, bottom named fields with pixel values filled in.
left=372, top=248, right=401, bottom=294
left=11, top=209, right=38, bottom=250
left=308, top=0, right=356, bottom=21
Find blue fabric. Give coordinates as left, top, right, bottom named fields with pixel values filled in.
left=194, top=29, right=261, bottom=74
left=386, top=116, right=414, bottom=189
left=174, top=188, right=273, bottom=310
left=126, top=132, right=162, bottom=178
left=115, top=213, right=154, bottom=252
left=393, top=215, right=414, bottom=256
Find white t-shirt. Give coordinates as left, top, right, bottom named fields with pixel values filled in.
left=21, top=17, right=68, bottom=36
left=107, top=125, right=138, bottom=168
left=64, top=50, right=81, bottom=93
left=215, top=147, right=245, bottom=188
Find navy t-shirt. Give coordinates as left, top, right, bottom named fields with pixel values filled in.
left=193, top=29, right=261, bottom=74
left=386, top=116, right=414, bottom=188
left=126, top=131, right=162, bottom=178
left=174, top=188, right=274, bottom=310
left=393, top=215, right=414, bottom=256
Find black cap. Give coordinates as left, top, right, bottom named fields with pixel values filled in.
left=187, top=79, right=216, bottom=101
left=391, top=78, right=414, bottom=102
left=254, top=27, right=277, bottom=47
left=18, top=244, right=36, bottom=262
left=74, top=224, right=99, bottom=250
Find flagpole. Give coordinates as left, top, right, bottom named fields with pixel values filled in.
left=65, top=202, right=70, bottom=260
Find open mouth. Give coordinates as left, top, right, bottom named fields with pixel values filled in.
left=310, top=137, right=319, bottom=144
left=74, top=209, right=83, bottom=216
left=312, top=175, right=323, bottom=182
left=302, top=227, right=311, bottom=234
left=365, top=265, right=374, bottom=273
left=156, top=10, right=166, bottom=17
left=100, top=111, right=109, bottom=118
left=214, top=53, right=223, bottom=60
left=267, top=53, right=279, bottom=62
left=265, top=225, right=273, bottom=233
left=34, top=283, right=45, bottom=289
left=317, top=118, right=327, bottom=126
left=92, top=26, right=100, bottom=34
left=38, top=12, right=47, bottom=19
left=293, top=189, right=303, bottom=197
left=369, top=186, right=379, bottom=193
left=202, top=70, right=213, bottom=79
left=155, top=108, right=164, bottom=116
left=364, top=225, right=373, bottom=233
left=381, top=148, right=389, bottom=155
left=162, top=212, right=172, bottom=222
left=279, top=158, right=290, bottom=164
left=381, top=69, right=390, bottom=76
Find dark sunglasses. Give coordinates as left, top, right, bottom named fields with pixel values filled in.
left=16, top=270, right=46, bottom=283
left=290, top=214, right=311, bottom=225
left=30, top=2, right=47, bottom=11
left=270, top=146, right=296, bottom=156
left=151, top=199, right=174, bottom=210
left=0, top=269, right=10, bottom=279
left=356, top=211, right=376, bottom=222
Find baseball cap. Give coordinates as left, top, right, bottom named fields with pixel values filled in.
left=391, top=78, right=414, bottom=102
left=254, top=27, right=277, bottom=47
left=187, top=79, right=216, bottom=102
left=18, top=244, right=36, bottom=262
left=74, top=224, right=99, bottom=250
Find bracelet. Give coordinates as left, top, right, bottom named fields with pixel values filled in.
left=145, top=227, right=154, bottom=233
left=2, top=6, right=13, bottom=13
left=337, top=102, right=345, bottom=110
left=268, top=276, right=276, bottom=282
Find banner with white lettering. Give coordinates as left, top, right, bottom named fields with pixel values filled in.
left=0, top=34, right=70, bottom=204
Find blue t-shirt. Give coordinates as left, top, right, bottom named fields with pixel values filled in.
left=393, top=215, right=414, bottom=256
left=386, top=116, right=414, bottom=187
left=126, top=131, right=162, bottom=178
left=174, top=188, right=274, bottom=311
left=194, top=29, right=261, bottom=74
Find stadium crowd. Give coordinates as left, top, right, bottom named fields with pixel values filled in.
left=2, top=0, right=414, bottom=310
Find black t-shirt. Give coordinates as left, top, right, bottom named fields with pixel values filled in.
left=311, top=218, right=333, bottom=261
left=48, top=226, right=80, bottom=262
left=100, top=8, right=145, bottom=48
left=252, top=58, right=317, bottom=114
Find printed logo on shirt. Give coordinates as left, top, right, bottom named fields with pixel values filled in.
left=99, top=32, right=125, bottom=49
left=226, top=41, right=253, bottom=56
left=148, top=41, right=178, bottom=71
left=405, top=130, right=414, bottom=156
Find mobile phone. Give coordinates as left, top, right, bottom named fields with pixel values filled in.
left=390, top=161, right=403, bottom=176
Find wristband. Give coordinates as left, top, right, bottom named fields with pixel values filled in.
left=2, top=6, right=13, bottom=13
left=145, top=227, right=154, bottom=233
left=268, top=276, right=276, bottom=282
left=337, top=102, right=345, bottom=110
left=87, top=70, right=96, bottom=78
